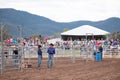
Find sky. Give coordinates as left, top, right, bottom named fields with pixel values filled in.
left=0, top=0, right=120, bottom=22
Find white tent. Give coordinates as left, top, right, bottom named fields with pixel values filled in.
left=61, top=25, right=110, bottom=40
left=47, top=38, right=61, bottom=44
left=61, top=25, right=110, bottom=36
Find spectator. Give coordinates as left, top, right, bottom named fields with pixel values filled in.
left=13, top=47, right=18, bottom=66
left=98, top=44, right=103, bottom=60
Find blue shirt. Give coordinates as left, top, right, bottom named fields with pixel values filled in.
left=113, top=41, right=118, bottom=45
left=38, top=48, right=42, bottom=56
left=47, top=47, right=55, bottom=54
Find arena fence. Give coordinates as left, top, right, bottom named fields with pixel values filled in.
left=103, top=46, right=120, bottom=58
left=23, top=45, right=120, bottom=65
left=1, top=44, right=120, bottom=73
left=23, top=46, right=95, bottom=65
left=0, top=45, right=24, bottom=73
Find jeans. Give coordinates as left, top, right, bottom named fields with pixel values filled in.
left=14, top=55, right=18, bottom=66
left=48, top=54, right=54, bottom=68
left=38, top=55, right=42, bottom=69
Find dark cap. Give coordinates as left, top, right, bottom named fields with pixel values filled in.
left=50, top=43, right=54, bottom=46
left=38, top=45, right=42, bottom=48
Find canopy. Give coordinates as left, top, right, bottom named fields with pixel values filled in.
left=61, top=25, right=110, bottom=36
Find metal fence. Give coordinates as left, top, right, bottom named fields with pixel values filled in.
left=0, top=24, right=27, bottom=73
left=22, top=45, right=95, bottom=64
left=0, top=45, right=24, bottom=73
left=1, top=43, right=120, bottom=73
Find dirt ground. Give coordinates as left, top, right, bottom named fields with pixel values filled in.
left=0, top=57, right=120, bottom=80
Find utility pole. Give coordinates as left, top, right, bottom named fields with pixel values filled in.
left=1, top=24, right=4, bottom=73
left=17, top=25, right=22, bottom=38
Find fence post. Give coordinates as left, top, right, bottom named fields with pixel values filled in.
left=1, top=24, right=5, bottom=74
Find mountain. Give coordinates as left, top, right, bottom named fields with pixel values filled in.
left=0, top=8, right=120, bottom=37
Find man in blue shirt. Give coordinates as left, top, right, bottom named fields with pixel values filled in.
left=98, top=44, right=103, bottom=60
left=38, top=45, right=42, bottom=70
left=47, top=43, right=55, bottom=68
